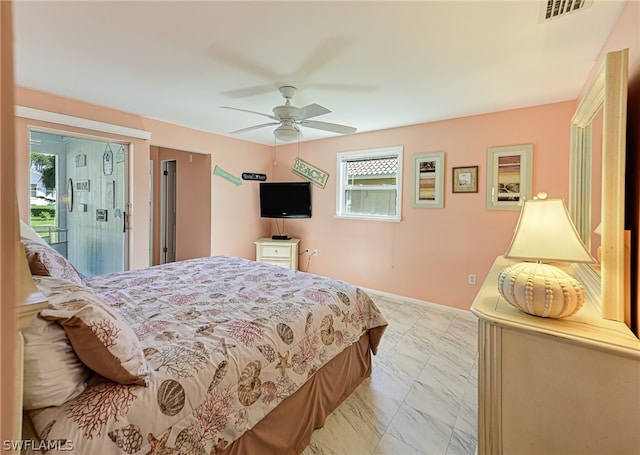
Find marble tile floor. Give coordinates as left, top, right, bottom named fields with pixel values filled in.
left=301, top=291, right=479, bottom=455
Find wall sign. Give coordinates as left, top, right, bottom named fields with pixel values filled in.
left=213, top=165, right=242, bottom=186
left=103, top=145, right=114, bottom=175
left=242, top=172, right=267, bottom=181
left=115, top=145, right=126, bottom=163
left=74, top=154, right=86, bottom=167
left=75, top=180, right=90, bottom=192
left=96, top=209, right=108, bottom=222
left=292, top=157, right=329, bottom=188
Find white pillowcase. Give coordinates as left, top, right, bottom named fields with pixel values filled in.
left=36, top=276, right=149, bottom=386
left=22, top=313, right=90, bottom=410
left=20, top=220, right=48, bottom=246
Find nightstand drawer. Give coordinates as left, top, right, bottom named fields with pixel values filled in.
left=260, top=245, right=292, bottom=258
left=255, top=238, right=300, bottom=270
left=261, top=259, right=292, bottom=268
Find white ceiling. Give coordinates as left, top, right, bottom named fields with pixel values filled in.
left=12, top=1, right=627, bottom=146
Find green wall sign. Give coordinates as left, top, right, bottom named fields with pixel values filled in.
left=213, top=165, right=242, bottom=186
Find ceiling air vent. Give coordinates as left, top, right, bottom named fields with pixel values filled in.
left=540, top=0, right=592, bottom=21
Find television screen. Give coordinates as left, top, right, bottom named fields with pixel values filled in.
left=260, top=182, right=311, bottom=219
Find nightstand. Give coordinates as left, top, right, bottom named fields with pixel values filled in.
left=254, top=238, right=300, bottom=270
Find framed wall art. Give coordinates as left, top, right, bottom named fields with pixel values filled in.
left=452, top=166, right=478, bottom=193
left=486, top=144, right=533, bottom=210
left=412, top=152, right=445, bottom=208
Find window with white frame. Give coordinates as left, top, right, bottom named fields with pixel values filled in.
left=336, top=146, right=403, bottom=221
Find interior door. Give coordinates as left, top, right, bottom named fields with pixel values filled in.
left=160, top=160, right=177, bottom=263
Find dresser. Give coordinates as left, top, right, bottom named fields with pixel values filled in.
left=471, top=256, right=640, bottom=455
left=254, top=238, right=300, bottom=270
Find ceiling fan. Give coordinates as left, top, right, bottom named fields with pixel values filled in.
left=221, top=86, right=357, bottom=142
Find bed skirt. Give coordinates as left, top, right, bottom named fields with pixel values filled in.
left=222, top=330, right=378, bottom=455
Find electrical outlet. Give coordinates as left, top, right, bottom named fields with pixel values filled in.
left=312, top=248, right=318, bottom=256
left=303, top=249, right=310, bottom=255
left=468, top=274, right=477, bottom=285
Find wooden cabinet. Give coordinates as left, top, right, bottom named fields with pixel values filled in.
left=471, top=256, right=640, bottom=455
left=255, top=238, right=299, bottom=270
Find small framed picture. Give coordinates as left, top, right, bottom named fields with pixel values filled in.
left=412, top=152, right=445, bottom=208
left=452, top=166, right=478, bottom=193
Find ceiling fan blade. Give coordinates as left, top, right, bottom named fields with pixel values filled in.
left=221, top=84, right=280, bottom=99
left=229, top=122, right=280, bottom=134
left=291, top=103, right=331, bottom=121
left=300, top=120, right=357, bottom=135
left=220, top=106, right=279, bottom=121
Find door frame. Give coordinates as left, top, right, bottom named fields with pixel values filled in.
left=28, top=126, right=131, bottom=272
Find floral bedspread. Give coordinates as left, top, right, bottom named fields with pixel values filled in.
left=28, top=256, right=387, bottom=454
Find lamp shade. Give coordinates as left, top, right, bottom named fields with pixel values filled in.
left=504, top=198, right=594, bottom=263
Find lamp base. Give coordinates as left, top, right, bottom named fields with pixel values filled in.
left=497, top=262, right=585, bottom=318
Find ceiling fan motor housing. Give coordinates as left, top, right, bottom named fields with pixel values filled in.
left=273, top=105, right=298, bottom=119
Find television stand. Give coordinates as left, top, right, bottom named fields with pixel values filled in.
left=271, top=235, right=289, bottom=240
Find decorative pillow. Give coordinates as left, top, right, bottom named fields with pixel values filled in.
left=22, top=313, right=90, bottom=410
left=19, top=220, right=49, bottom=246
left=22, top=238, right=84, bottom=286
left=34, top=276, right=149, bottom=386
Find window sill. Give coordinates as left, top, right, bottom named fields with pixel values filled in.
left=334, top=214, right=401, bottom=222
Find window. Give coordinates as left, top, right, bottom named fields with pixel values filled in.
left=336, top=146, right=403, bottom=221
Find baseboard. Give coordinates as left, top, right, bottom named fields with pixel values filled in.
left=362, top=287, right=473, bottom=316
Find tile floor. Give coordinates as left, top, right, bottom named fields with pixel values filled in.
left=302, top=291, right=479, bottom=455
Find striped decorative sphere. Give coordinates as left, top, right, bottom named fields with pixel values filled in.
left=497, top=262, right=585, bottom=318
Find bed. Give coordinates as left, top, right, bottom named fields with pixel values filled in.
left=19, top=228, right=387, bottom=455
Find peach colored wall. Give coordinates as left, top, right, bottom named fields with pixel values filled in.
left=579, top=1, right=639, bottom=100
left=15, top=88, right=273, bottom=269
left=273, top=102, right=575, bottom=310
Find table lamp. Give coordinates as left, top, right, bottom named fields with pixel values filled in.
left=497, top=193, right=595, bottom=318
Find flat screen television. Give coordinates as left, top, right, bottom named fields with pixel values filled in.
left=260, top=182, right=311, bottom=219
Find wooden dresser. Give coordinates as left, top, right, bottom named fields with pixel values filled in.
left=471, top=256, right=640, bottom=455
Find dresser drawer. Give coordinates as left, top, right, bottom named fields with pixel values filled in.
left=259, top=244, right=292, bottom=258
